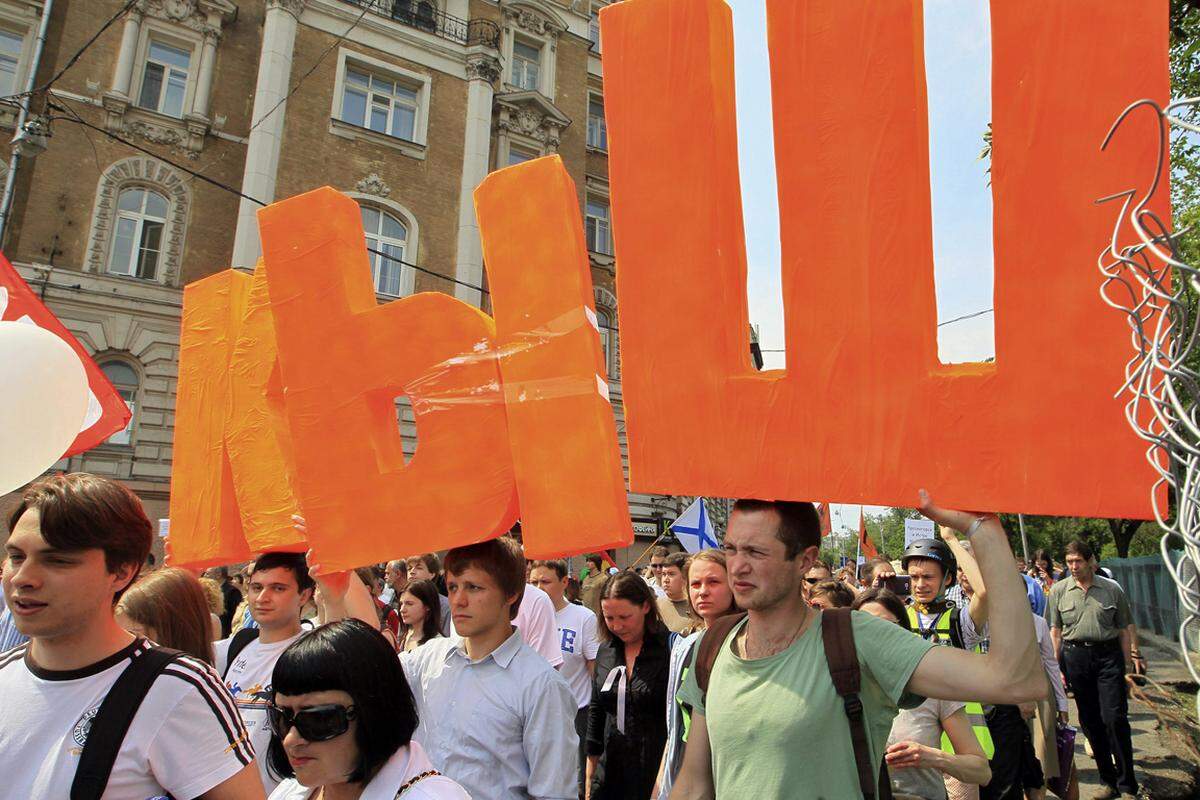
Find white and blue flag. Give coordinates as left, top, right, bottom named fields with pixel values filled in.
left=671, top=498, right=719, bottom=554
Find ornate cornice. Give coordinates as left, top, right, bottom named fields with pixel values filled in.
left=466, top=53, right=502, bottom=84
left=501, top=6, right=564, bottom=37
left=266, top=0, right=308, bottom=19
left=354, top=172, right=392, bottom=198
left=138, top=0, right=237, bottom=32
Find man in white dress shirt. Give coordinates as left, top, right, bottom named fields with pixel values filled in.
left=402, top=537, right=578, bottom=800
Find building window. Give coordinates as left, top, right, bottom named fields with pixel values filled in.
left=137, top=40, right=191, bottom=118
left=587, top=97, right=607, bottom=150
left=392, top=0, right=437, bottom=31
left=597, top=308, right=612, bottom=374
left=511, top=40, right=541, bottom=92
left=108, top=187, right=168, bottom=280
left=586, top=197, right=611, bottom=255
left=100, top=361, right=138, bottom=446
left=589, top=9, right=601, bottom=52
left=0, top=28, right=22, bottom=99
left=361, top=205, right=409, bottom=297
left=507, top=144, right=537, bottom=166
left=341, top=67, right=419, bottom=142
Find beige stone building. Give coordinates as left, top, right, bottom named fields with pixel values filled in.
left=0, top=0, right=677, bottom=561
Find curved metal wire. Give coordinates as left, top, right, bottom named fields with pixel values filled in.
left=1098, top=97, right=1200, bottom=715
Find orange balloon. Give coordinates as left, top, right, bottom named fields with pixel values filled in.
left=257, top=187, right=519, bottom=573
left=601, top=0, right=1168, bottom=517
left=168, top=271, right=253, bottom=569
left=476, top=156, right=634, bottom=559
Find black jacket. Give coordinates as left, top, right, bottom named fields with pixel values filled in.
left=585, top=628, right=671, bottom=799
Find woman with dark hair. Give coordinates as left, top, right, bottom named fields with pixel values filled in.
left=1029, top=549, right=1055, bottom=592
left=853, top=589, right=991, bottom=800
left=265, top=619, right=468, bottom=799
left=585, top=571, right=671, bottom=799
left=398, top=579, right=443, bottom=652
left=116, top=566, right=216, bottom=664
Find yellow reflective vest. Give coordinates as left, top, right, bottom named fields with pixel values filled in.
left=906, top=604, right=995, bottom=759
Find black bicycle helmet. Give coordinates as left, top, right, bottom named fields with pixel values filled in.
left=901, top=538, right=956, bottom=575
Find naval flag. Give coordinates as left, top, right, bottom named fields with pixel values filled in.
left=671, top=498, right=719, bottom=554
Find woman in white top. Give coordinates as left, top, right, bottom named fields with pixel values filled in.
left=265, top=619, right=469, bottom=800
left=854, top=588, right=991, bottom=800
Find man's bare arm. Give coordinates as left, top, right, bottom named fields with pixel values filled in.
left=906, top=493, right=1045, bottom=705
left=669, top=711, right=716, bottom=800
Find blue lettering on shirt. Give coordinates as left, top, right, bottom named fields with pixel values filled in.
left=560, top=627, right=577, bottom=654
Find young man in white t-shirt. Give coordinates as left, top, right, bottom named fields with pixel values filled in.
left=401, top=537, right=578, bottom=800
left=530, top=559, right=600, bottom=799
left=0, top=473, right=263, bottom=799
left=214, top=551, right=315, bottom=795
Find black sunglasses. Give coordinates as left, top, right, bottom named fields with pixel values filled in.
left=267, top=703, right=358, bottom=742
left=804, top=577, right=822, bottom=585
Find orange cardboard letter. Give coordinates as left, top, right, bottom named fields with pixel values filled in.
left=476, top=156, right=633, bottom=558
left=258, top=187, right=518, bottom=572
left=602, top=0, right=1167, bottom=517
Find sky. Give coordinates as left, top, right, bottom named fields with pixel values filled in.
left=728, top=0, right=995, bottom=530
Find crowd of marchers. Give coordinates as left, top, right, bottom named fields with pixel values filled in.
left=0, top=472, right=1143, bottom=800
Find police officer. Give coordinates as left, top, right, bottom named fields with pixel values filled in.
left=903, top=535, right=1040, bottom=800
left=1047, top=540, right=1140, bottom=800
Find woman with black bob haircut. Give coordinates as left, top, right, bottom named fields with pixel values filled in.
left=266, top=619, right=469, bottom=799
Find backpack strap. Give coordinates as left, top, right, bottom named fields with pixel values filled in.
left=222, top=627, right=260, bottom=679
left=821, top=608, right=892, bottom=800
left=694, top=611, right=746, bottom=703
left=71, top=644, right=183, bottom=800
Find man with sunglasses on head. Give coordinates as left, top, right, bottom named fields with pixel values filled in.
left=0, top=474, right=263, bottom=799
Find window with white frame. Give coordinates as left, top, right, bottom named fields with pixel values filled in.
left=511, top=40, right=541, bottom=92
left=507, top=144, right=537, bottom=167
left=587, top=97, right=606, bottom=150
left=586, top=197, right=611, bottom=255
left=0, top=28, right=23, bottom=99
left=589, top=8, right=601, bottom=52
left=108, top=187, right=168, bottom=280
left=361, top=205, right=409, bottom=297
left=341, top=67, right=420, bottom=142
left=137, top=40, right=191, bottom=118
left=100, top=361, right=138, bottom=446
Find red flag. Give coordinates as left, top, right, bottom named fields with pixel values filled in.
left=601, top=550, right=618, bottom=569
left=817, top=503, right=832, bottom=538
left=858, top=510, right=879, bottom=561
left=0, top=254, right=131, bottom=455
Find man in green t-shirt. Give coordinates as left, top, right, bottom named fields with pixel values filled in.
left=669, top=494, right=1048, bottom=800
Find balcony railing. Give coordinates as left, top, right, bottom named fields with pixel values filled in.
left=341, top=0, right=500, bottom=48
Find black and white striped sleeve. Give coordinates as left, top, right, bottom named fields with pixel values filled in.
left=146, top=653, right=257, bottom=798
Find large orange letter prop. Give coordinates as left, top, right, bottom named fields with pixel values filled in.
left=602, top=0, right=1167, bottom=517
left=169, top=272, right=253, bottom=569
left=476, top=157, right=634, bottom=558
left=224, top=264, right=304, bottom=551
left=258, top=188, right=518, bottom=572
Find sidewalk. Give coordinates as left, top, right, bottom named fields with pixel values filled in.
left=1073, top=631, right=1199, bottom=799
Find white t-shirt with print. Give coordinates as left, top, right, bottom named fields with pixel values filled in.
left=0, top=638, right=253, bottom=799
left=216, top=631, right=305, bottom=794
left=554, top=602, right=600, bottom=709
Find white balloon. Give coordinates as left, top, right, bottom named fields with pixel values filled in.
left=0, top=321, right=89, bottom=494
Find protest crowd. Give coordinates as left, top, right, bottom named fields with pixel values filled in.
left=0, top=472, right=1148, bottom=800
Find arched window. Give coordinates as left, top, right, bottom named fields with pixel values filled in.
left=597, top=309, right=612, bottom=377
left=108, top=188, right=168, bottom=280
left=100, top=360, right=139, bottom=445
left=361, top=205, right=409, bottom=297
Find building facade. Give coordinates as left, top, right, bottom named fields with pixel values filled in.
left=0, top=0, right=679, bottom=562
